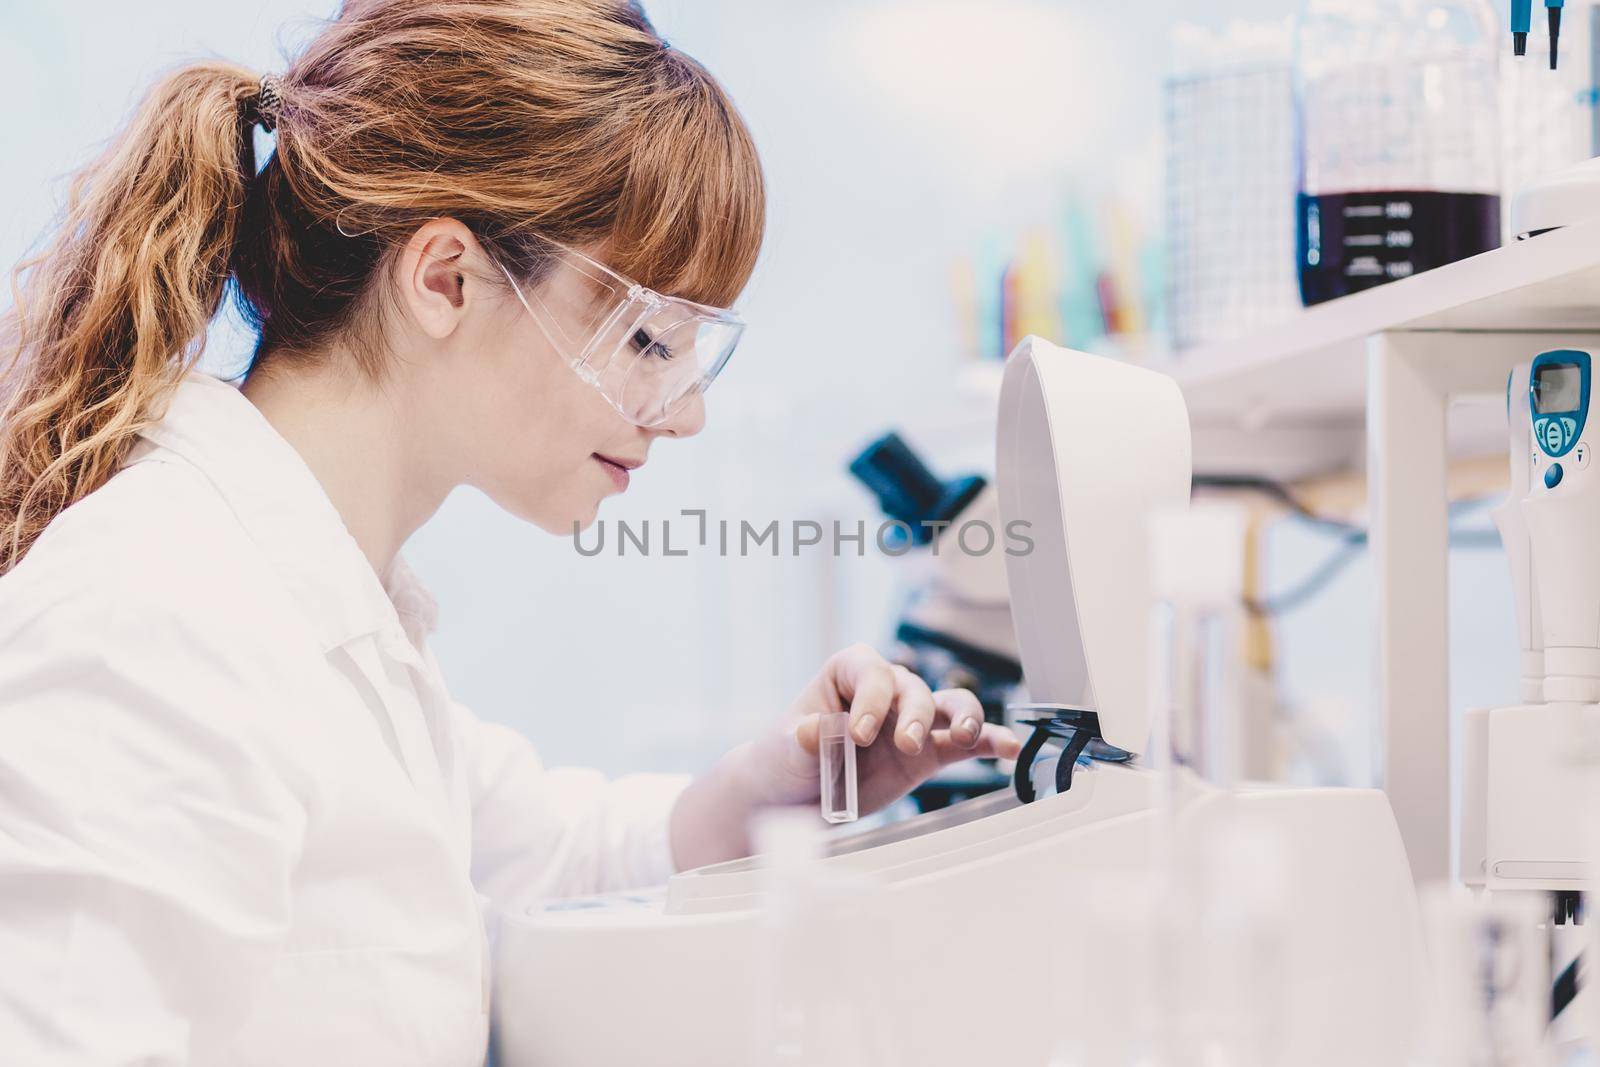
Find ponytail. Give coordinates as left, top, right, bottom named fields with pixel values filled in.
left=0, top=62, right=261, bottom=574
left=1, top=1, right=767, bottom=577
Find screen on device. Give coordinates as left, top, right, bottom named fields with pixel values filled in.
left=1535, top=364, right=1582, bottom=414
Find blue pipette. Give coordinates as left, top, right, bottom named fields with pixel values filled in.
left=1548, top=0, right=1565, bottom=69
left=1513, top=0, right=1532, bottom=55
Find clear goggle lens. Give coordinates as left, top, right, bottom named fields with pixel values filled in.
left=498, top=242, right=745, bottom=428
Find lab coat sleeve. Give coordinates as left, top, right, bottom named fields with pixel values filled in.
left=452, top=702, right=690, bottom=908
left=0, top=577, right=308, bottom=1066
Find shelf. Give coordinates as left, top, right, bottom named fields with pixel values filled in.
left=1166, top=223, right=1600, bottom=881
left=1173, top=216, right=1600, bottom=425
left=955, top=222, right=1600, bottom=480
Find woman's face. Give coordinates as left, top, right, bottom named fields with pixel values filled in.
left=405, top=225, right=707, bottom=533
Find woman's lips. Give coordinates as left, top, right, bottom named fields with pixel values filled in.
left=594, top=454, right=632, bottom=491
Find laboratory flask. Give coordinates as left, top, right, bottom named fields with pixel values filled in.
left=1294, top=0, right=1501, bottom=304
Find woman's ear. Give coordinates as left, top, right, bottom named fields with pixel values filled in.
left=396, top=217, right=479, bottom=340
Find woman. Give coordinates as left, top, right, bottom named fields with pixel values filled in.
left=0, top=1, right=1021, bottom=1063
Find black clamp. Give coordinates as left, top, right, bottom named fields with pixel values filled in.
left=1011, top=705, right=1108, bottom=804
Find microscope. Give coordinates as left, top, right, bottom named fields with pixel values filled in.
left=1463, top=351, right=1596, bottom=1044
left=846, top=432, right=1021, bottom=728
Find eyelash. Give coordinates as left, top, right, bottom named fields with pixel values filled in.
left=631, top=329, right=673, bottom=361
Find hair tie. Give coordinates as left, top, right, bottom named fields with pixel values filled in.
left=253, top=73, right=284, bottom=133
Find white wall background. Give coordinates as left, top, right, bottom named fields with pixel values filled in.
left=1, top=0, right=1519, bottom=785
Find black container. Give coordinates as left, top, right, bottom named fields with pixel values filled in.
left=1296, top=189, right=1500, bottom=306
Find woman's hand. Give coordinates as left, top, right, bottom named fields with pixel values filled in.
left=669, top=645, right=1021, bottom=872
left=768, top=643, right=1021, bottom=813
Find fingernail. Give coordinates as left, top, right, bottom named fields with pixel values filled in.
left=957, top=718, right=980, bottom=742
left=906, top=721, right=926, bottom=751
left=854, top=715, right=877, bottom=744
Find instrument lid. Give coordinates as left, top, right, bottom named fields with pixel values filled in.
left=994, top=338, right=1192, bottom=754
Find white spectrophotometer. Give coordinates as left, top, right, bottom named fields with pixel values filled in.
left=492, top=338, right=1425, bottom=1067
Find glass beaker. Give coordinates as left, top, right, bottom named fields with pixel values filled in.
left=1294, top=0, right=1502, bottom=304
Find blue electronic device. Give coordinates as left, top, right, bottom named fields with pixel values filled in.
left=1528, top=349, right=1590, bottom=463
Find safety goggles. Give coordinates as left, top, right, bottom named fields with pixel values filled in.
left=495, top=236, right=745, bottom=428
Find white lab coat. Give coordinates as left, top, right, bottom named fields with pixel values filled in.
left=0, top=373, right=688, bottom=1066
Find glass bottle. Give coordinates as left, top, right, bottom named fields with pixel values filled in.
left=1294, top=0, right=1502, bottom=305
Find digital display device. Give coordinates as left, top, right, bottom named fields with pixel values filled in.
left=1534, top=363, right=1583, bottom=414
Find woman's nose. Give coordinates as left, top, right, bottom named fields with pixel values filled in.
left=654, top=389, right=707, bottom=438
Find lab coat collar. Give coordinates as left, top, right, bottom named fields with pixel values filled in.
left=384, top=556, right=440, bottom=641
left=133, top=372, right=437, bottom=653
